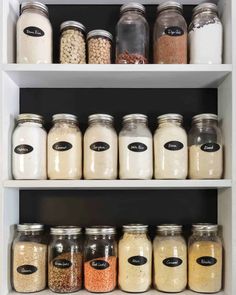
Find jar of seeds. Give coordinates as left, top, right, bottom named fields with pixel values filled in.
left=87, top=30, right=113, bottom=64
left=60, top=21, right=86, bottom=64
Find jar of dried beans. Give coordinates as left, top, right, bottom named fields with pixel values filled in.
left=116, top=3, right=149, bottom=64
left=188, top=224, right=223, bottom=293
left=60, top=21, right=86, bottom=64
left=12, top=223, right=47, bottom=293
left=48, top=226, right=83, bottom=293
left=84, top=226, right=117, bottom=293
left=87, top=30, right=113, bottom=64
left=153, top=1, right=187, bottom=64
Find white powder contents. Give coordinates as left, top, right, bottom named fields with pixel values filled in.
left=119, top=136, right=153, bottom=179
left=189, top=22, right=222, bottom=64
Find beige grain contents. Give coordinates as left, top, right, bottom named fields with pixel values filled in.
left=88, top=37, right=111, bottom=64
left=13, top=242, right=47, bottom=292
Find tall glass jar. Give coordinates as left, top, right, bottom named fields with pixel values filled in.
left=17, top=1, right=52, bottom=63
left=48, top=226, right=83, bottom=293
left=84, top=226, right=117, bottom=293
left=119, top=114, right=153, bottom=179
left=154, top=114, right=187, bottom=179
left=188, top=224, right=223, bottom=293
left=188, top=113, right=223, bottom=179
left=118, top=224, right=152, bottom=293
left=60, top=21, right=86, bottom=64
left=83, top=114, right=118, bottom=179
left=116, top=3, right=149, bottom=64
left=153, top=224, right=187, bottom=292
left=153, top=2, right=187, bottom=64
left=189, top=3, right=223, bottom=64
left=12, top=224, right=47, bottom=293
left=12, top=113, right=47, bottom=180
left=48, top=114, right=82, bottom=180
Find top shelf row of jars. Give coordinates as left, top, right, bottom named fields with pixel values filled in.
left=17, top=1, right=223, bottom=65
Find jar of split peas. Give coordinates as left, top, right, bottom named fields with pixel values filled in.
left=84, top=226, right=117, bottom=293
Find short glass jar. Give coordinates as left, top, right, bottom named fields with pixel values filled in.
left=83, top=114, right=118, bottom=179
left=154, top=114, right=187, bottom=179
left=48, top=226, right=83, bottom=293
left=84, top=226, right=117, bottom=293
left=118, top=224, right=152, bottom=293
left=153, top=1, right=187, bottom=64
left=119, top=114, right=153, bottom=179
left=116, top=3, right=149, bottom=64
left=87, top=30, right=113, bottom=64
left=12, top=113, right=47, bottom=180
left=12, top=224, right=47, bottom=293
left=60, top=21, right=86, bottom=64
left=153, top=224, right=187, bottom=292
left=188, top=113, right=223, bottom=179
left=48, top=114, right=82, bottom=180
left=188, top=224, right=223, bottom=293
left=17, top=1, right=52, bottom=64
left=189, top=3, right=223, bottom=64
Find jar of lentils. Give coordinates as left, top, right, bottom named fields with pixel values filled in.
left=87, top=30, right=113, bottom=64
left=60, top=21, right=86, bottom=64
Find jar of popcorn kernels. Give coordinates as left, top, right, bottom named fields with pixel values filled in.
left=87, top=30, right=113, bottom=64
left=60, top=21, right=86, bottom=64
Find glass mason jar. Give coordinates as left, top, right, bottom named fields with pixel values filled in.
left=48, top=114, right=82, bottom=180
left=153, top=1, right=187, bottom=64
left=60, top=21, right=86, bottom=64
left=17, top=1, right=52, bottom=64
left=48, top=226, right=83, bottom=293
left=189, top=3, right=223, bottom=64
left=84, top=226, right=117, bottom=293
left=118, top=224, right=152, bottom=293
left=153, top=224, right=187, bottom=292
left=83, top=114, right=118, bottom=179
left=87, top=30, right=113, bottom=64
left=116, top=3, right=149, bottom=64
left=154, top=114, right=187, bottom=179
left=188, top=113, right=223, bottom=179
left=188, top=224, right=223, bottom=293
left=12, top=224, right=47, bottom=293
left=119, top=114, right=153, bottom=179
left=12, top=113, right=47, bottom=180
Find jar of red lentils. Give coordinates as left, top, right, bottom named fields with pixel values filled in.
left=84, top=226, right=117, bottom=293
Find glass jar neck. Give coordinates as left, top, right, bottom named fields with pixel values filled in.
left=121, top=9, right=145, bottom=17
left=18, top=120, right=43, bottom=127
left=123, top=119, right=147, bottom=127
left=159, top=8, right=183, bottom=16
left=18, top=230, right=42, bottom=236
left=52, top=234, right=80, bottom=240
left=194, top=10, right=218, bottom=19
left=53, top=119, right=77, bottom=127
left=86, top=234, right=115, bottom=240
left=193, top=230, right=218, bottom=238
left=159, top=119, right=182, bottom=128
left=123, top=231, right=147, bottom=236
left=193, top=119, right=218, bottom=128
left=157, top=230, right=182, bottom=237
left=23, top=7, right=48, bottom=18
left=89, top=119, right=113, bottom=127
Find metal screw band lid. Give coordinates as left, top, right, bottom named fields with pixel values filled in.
left=51, top=226, right=82, bottom=235
left=123, top=113, right=148, bottom=123
left=120, top=3, right=145, bottom=14
left=60, top=21, right=86, bottom=33
left=17, top=223, right=44, bottom=232
left=87, top=30, right=113, bottom=41
left=85, top=226, right=116, bottom=235
left=157, top=224, right=182, bottom=232
left=88, top=114, right=114, bottom=123
left=192, top=113, right=218, bottom=123
left=21, top=1, right=49, bottom=16
left=192, top=223, right=218, bottom=232
left=192, top=3, right=218, bottom=18
left=157, top=1, right=183, bottom=13
left=123, top=224, right=148, bottom=232
left=158, top=113, right=183, bottom=124
left=17, top=113, right=44, bottom=123
left=52, top=113, right=78, bottom=123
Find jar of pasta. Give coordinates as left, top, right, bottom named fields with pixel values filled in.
left=188, top=224, right=223, bottom=293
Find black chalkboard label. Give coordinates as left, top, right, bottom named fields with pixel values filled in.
left=90, top=142, right=110, bottom=152
left=90, top=260, right=110, bottom=270
left=163, top=257, right=183, bottom=267
left=14, top=144, right=33, bottom=154
left=17, top=265, right=38, bottom=275
left=53, top=259, right=72, bottom=269
left=201, top=143, right=220, bottom=153
left=128, top=142, right=147, bottom=152
left=53, top=141, right=72, bottom=151
left=165, top=26, right=184, bottom=36
left=164, top=141, right=184, bottom=151
left=128, top=256, right=147, bottom=266
left=24, top=26, right=45, bottom=37
left=197, top=256, right=217, bottom=266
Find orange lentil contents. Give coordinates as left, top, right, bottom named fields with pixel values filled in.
left=84, top=256, right=117, bottom=292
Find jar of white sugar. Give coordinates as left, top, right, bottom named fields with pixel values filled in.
left=17, top=1, right=52, bottom=64
left=154, top=113, right=187, bottom=179
left=188, top=113, right=223, bottom=179
left=12, top=113, right=47, bottom=179
left=189, top=3, right=223, bottom=64
left=84, top=114, right=118, bottom=179
left=119, top=114, right=153, bottom=179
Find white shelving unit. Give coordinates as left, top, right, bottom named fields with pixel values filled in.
left=0, top=0, right=235, bottom=295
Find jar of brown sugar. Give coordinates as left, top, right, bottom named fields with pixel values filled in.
left=153, top=1, right=187, bottom=64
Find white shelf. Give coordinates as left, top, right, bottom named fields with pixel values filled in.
left=2, top=64, right=232, bottom=88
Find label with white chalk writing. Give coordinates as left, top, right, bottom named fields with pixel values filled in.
left=201, top=143, right=220, bottom=152
left=165, top=26, right=184, bottom=36
left=196, top=256, right=217, bottom=266
left=128, top=142, right=147, bottom=152
left=90, top=142, right=110, bottom=152
left=128, top=256, right=147, bottom=266
left=164, top=141, right=184, bottom=151
left=90, top=260, right=110, bottom=270
left=163, top=257, right=183, bottom=267
left=17, top=264, right=38, bottom=275
left=24, top=26, right=45, bottom=37
left=14, top=144, right=34, bottom=154
left=53, top=141, right=72, bottom=151
left=53, top=259, right=72, bottom=269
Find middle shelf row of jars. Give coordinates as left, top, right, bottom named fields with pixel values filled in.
left=12, top=112, right=223, bottom=180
